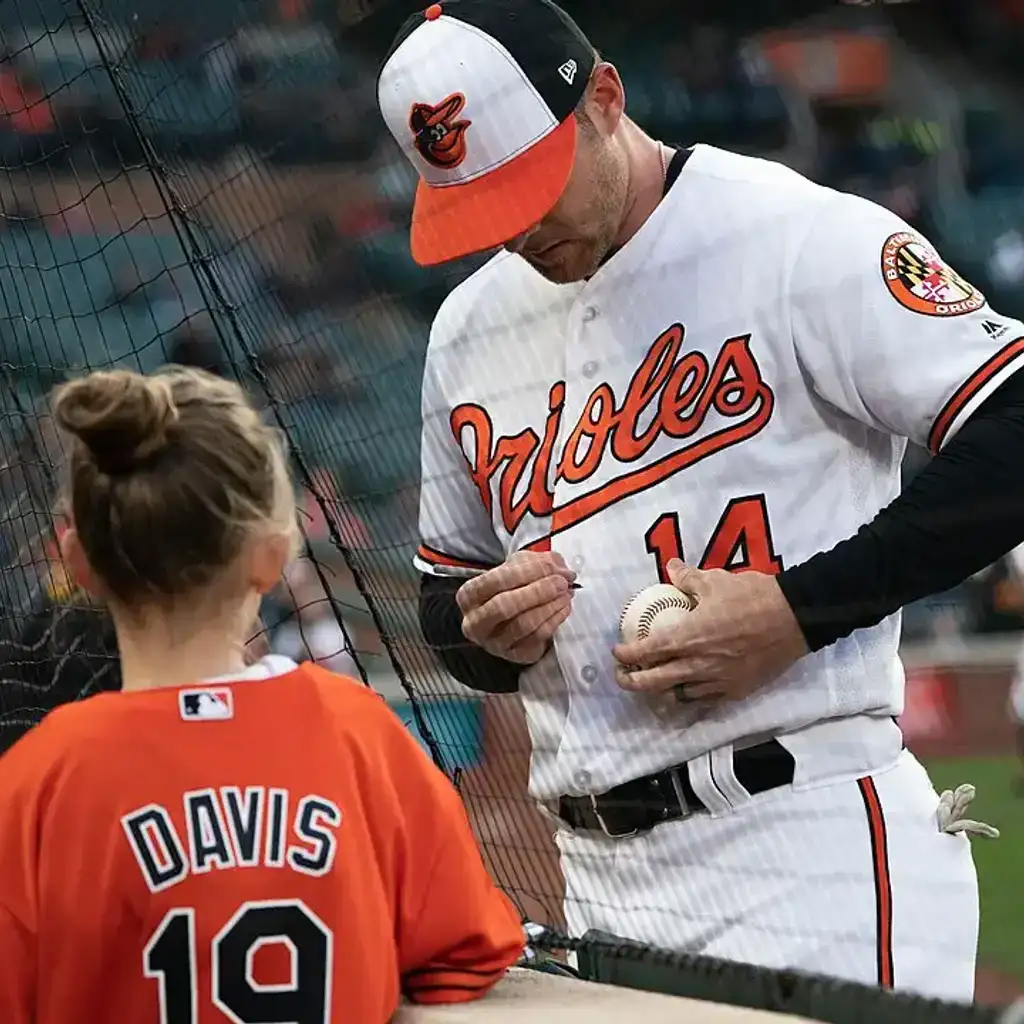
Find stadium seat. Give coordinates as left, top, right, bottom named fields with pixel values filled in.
left=21, top=52, right=111, bottom=107
left=392, top=697, right=484, bottom=772
left=931, top=192, right=1024, bottom=320
left=934, top=194, right=1024, bottom=262
left=1, top=21, right=126, bottom=112
left=235, top=27, right=358, bottom=163
left=741, top=83, right=787, bottom=122
left=0, top=225, right=230, bottom=382
left=101, top=59, right=241, bottom=161
left=248, top=47, right=342, bottom=93
left=739, top=83, right=789, bottom=150
left=276, top=309, right=427, bottom=517
left=963, top=106, right=1024, bottom=193
left=236, top=25, right=344, bottom=92
left=49, top=313, right=140, bottom=373
left=356, top=228, right=454, bottom=317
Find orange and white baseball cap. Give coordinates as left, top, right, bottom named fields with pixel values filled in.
left=377, top=0, right=597, bottom=266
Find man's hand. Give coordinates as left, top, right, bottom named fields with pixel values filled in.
left=457, top=551, right=577, bottom=665
left=612, top=559, right=808, bottom=704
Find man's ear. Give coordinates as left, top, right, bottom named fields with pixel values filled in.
left=583, top=62, right=625, bottom=135
left=58, top=525, right=101, bottom=596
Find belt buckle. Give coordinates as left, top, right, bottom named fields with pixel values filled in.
left=589, top=795, right=639, bottom=839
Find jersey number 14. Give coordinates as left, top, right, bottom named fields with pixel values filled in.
left=645, top=494, right=782, bottom=580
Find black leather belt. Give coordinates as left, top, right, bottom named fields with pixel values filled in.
left=556, top=739, right=796, bottom=838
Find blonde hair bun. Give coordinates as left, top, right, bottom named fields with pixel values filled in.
left=53, top=364, right=299, bottom=606
left=54, top=369, right=179, bottom=474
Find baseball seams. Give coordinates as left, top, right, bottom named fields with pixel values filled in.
left=619, top=585, right=698, bottom=710
left=630, top=592, right=697, bottom=641
left=620, top=584, right=697, bottom=644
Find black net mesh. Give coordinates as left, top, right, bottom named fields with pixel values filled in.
left=1, top=0, right=1023, bottom=1018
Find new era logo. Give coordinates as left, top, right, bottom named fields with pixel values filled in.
left=557, top=59, right=577, bottom=84
left=179, top=688, right=233, bottom=721
left=982, top=319, right=1008, bottom=339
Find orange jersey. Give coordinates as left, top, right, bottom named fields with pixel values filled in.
left=0, top=662, right=523, bottom=1023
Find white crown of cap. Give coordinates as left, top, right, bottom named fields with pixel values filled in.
left=378, top=13, right=559, bottom=188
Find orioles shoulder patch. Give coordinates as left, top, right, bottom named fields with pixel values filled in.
left=881, top=231, right=984, bottom=317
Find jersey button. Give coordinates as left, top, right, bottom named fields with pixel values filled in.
left=571, top=555, right=585, bottom=571
left=573, top=769, right=592, bottom=790
left=582, top=360, right=599, bottom=378
left=582, top=306, right=598, bottom=322
left=581, top=664, right=598, bottom=682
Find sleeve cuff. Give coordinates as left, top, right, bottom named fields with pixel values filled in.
left=928, top=336, right=1024, bottom=452
left=402, top=965, right=510, bottom=1004
left=413, top=543, right=498, bottom=577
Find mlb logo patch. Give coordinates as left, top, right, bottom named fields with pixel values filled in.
left=179, top=688, right=234, bottom=721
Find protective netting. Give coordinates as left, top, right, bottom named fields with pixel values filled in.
left=1, top=0, right=1023, bottom=1019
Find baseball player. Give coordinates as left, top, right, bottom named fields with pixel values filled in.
left=0, top=367, right=522, bottom=1023
left=378, top=0, right=1022, bottom=1000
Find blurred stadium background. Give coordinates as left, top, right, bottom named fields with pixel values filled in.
left=1, top=0, right=1023, bottom=1013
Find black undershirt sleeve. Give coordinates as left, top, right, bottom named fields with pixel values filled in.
left=777, top=367, right=1024, bottom=652
left=419, top=573, right=523, bottom=693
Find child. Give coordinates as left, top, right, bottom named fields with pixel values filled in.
left=0, top=367, right=522, bottom=1023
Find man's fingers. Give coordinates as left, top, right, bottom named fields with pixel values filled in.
left=613, top=610, right=704, bottom=667
left=462, top=574, right=573, bottom=641
left=665, top=558, right=712, bottom=599
left=615, top=657, right=715, bottom=693
left=615, top=665, right=721, bottom=701
left=613, top=634, right=679, bottom=668
left=456, top=552, right=575, bottom=613
left=493, top=593, right=574, bottom=647
left=505, top=598, right=574, bottom=661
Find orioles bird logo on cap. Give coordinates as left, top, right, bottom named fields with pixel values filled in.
left=409, top=92, right=471, bottom=169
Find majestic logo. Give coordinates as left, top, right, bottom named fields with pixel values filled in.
left=450, top=325, right=774, bottom=540
left=881, top=231, right=984, bottom=317
left=409, top=92, right=471, bottom=169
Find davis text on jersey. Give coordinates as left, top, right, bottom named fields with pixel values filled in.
left=122, top=787, right=343, bottom=893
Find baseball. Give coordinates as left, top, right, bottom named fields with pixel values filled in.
left=620, top=583, right=697, bottom=644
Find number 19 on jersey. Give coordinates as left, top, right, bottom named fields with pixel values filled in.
left=144, top=900, right=332, bottom=1024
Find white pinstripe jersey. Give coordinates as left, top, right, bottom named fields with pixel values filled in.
left=414, top=145, right=1024, bottom=801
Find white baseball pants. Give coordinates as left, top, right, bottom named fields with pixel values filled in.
left=556, top=749, right=979, bottom=1002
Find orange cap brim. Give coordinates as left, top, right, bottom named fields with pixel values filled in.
left=409, top=115, right=577, bottom=267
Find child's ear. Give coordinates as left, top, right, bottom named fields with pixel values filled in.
left=59, top=526, right=101, bottom=596
left=249, top=533, right=293, bottom=596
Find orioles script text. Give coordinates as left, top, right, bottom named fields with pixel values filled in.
left=449, top=325, right=775, bottom=539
